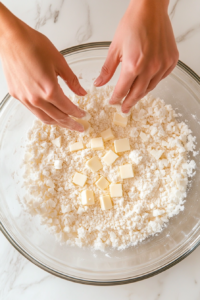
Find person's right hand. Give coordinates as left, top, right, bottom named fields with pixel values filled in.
left=0, top=4, right=86, bottom=132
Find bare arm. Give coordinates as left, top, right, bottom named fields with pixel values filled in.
left=94, top=0, right=178, bottom=113
left=0, top=3, right=87, bottom=131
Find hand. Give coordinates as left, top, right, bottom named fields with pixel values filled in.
left=94, top=0, right=179, bottom=113
left=0, top=4, right=86, bottom=131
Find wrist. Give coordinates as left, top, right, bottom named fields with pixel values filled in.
left=129, top=0, right=169, bottom=14
left=0, top=4, right=20, bottom=45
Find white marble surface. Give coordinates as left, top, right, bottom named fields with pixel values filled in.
left=0, top=0, right=200, bottom=299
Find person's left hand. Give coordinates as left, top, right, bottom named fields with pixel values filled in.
left=94, top=0, right=179, bottom=113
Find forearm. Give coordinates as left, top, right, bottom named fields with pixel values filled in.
left=128, top=0, right=169, bottom=15
left=0, top=3, right=20, bottom=43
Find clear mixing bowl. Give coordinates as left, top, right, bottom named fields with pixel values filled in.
left=0, top=42, right=200, bottom=285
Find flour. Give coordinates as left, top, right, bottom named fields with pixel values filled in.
left=22, top=87, right=197, bottom=251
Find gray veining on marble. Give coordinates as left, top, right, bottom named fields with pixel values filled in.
left=35, top=0, right=65, bottom=29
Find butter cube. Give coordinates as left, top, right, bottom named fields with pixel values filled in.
left=91, top=137, right=104, bottom=150
left=81, top=190, right=94, bottom=205
left=101, top=128, right=115, bottom=141
left=119, top=164, right=134, bottom=179
left=150, top=150, right=164, bottom=160
left=110, top=183, right=123, bottom=197
left=73, top=172, right=87, bottom=187
left=113, top=112, right=128, bottom=127
left=102, top=150, right=118, bottom=166
left=140, top=132, right=149, bottom=142
left=86, top=156, right=103, bottom=172
left=96, top=176, right=109, bottom=190
left=74, top=118, right=90, bottom=131
left=52, top=136, right=61, bottom=147
left=114, top=138, right=130, bottom=153
left=100, top=195, right=112, bottom=210
left=70, top=141, right=84, bottom=152
left=54, top=159, right=63, bottom=169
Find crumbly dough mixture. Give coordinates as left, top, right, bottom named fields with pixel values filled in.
left=23, top=86, right=196, bottom=251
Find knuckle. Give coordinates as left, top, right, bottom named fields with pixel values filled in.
left=70, top=75, right=79, bottom=87
left=31, top=97, right=40, bottom=107
left=101, top=64, right=110, bottom=76
left=45, top=84, right=56, bottom=100
left=150, top=59, right=161, bottom=73
left=132, top=91, right=144, bottom=100
left=124, top=62, right=137, bottom=76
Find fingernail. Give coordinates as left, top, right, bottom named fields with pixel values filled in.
left=77, top=124, right=84, bottom=132
left=94, top=76, right=103, bottom=86
left=122, top=108, right=130, bottom=114
left=79, top=109, right=86, bottom=118
left=78, top=86, right=87, bottom=96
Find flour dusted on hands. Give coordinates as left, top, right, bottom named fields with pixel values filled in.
left=23, top=87, right=197, bottom=251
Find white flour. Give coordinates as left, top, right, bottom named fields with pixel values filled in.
left=22, top=86, right=197, bottom=251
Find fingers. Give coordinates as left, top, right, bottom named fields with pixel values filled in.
left=121, top=73, right=151, bottom=113
left=94, top=45, right=120, bottom=87
left=109, top=62, right=137, bottom=105
left=24, top=102, right=57, bottom=125
left=56, top=55, right=87, bottom=96
left=49, top=85, right=86, bottom=119
left=146, top=63, right=177, bottom=93
left=30, top=98, right=84, bottom=131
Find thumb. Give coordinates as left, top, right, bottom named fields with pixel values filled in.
left=94, top=45, right=119, bottom=87
left=57, top=55, right=87, bottom=96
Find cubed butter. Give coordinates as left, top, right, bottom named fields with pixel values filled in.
left=110, top=183, right=123, bottom=197
left=150, top=150, right=164, bottom=160
left=96, top=176, right=109, bottom=190
left=140, top=132, right=149, bottom=142
left=73, top=172, right=87, bottom=187
left=114, top=138, right=130, bottom=153
left=100, top=195, right=112, bottom=210
left=52, top=136, right=61, bottom=147
left=54, top=159, right=63, bottom=169
left=74, top=118, right=90, bottom=131
left=91, top=137, right=104, bottom=150
left=81, top=190, right=94, bottom=205
left=70, top=141, right=84, bottom=152
left=101, top=128, right=115, bottom=141
left=102, top=150, right=118, bottom=166
left=119, top=164, right=134, bottom=179
left=86, top=156, right=103, bottom=172
left=113, top=112, right=128, bottom=127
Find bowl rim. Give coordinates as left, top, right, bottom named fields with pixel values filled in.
left=0, top=41, right=200, bottom=286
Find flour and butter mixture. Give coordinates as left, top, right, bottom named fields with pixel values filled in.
left=23, top=86, right=197, bottom=251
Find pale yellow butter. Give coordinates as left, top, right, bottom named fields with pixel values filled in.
left=86, top=156, right=103, bottom=172
left=96, top=176, right=109, bottom=190
left=91, top=137, right=104, bottom=150
left=52, top=136, right=61, bottom=147
left=101, top=128, right=115, bottom=141
left=81, top=190, right=95, bottom=205
left=150, top=149, right=164, bottom=160
left=70, top=141, right=84, bottom=152
left=113, top=112, right=128, bottom=127
left=73, top=172, right=87, bottom=187
left=102, top=150, right=118, bottom=166
left=114, top=138, right=130, bottom=153
left=110, top=183, right=123, bottom=197
left=100, top=195, right=112, bottom=210
left=119, top=164, right=134, bottom=179
left=74, top=118, right=90, bottom=131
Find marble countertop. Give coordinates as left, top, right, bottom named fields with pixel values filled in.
left=0, top=0, right=200, bottom=299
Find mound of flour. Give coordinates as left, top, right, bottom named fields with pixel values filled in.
left=22, top=86, right=197, bottom=251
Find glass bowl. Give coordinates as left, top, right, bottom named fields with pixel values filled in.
left=0, top=42, right=200, bottom=286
